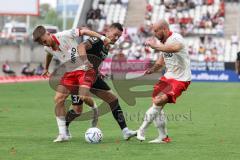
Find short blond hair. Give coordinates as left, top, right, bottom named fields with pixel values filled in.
left=33, top=25, right=46, bottom=43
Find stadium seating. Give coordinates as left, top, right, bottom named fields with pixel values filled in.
left=145, top=0, right=225, bottom=36
left=87, top=0, right=128, bottom=32
left=105, top=0, right=239, bottom=62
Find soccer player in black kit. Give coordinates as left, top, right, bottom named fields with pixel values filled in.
left=65, top=23, right=137, bottom=140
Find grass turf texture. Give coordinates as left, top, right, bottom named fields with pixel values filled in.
left=0, top=81, right=240, bottom=160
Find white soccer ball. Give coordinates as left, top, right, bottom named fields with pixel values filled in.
left=85, top=127, right=103, bottom=144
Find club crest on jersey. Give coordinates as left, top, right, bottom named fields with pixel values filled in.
left=164, top=53, right=173, bottom=58
left=71, top=48, right=77, bottom=63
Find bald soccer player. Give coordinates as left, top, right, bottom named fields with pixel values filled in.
left=136, top=20, right=191, bottom=143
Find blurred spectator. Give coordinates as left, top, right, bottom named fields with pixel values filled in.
left=199, top=45, right=206, bottom=54
left=146, top=0, right=225, bottom=36
left=2, top=61, right=16, bottom=76
left=146, top=3, right=153, bottom=12
left=95, top=7, right=102, bottom=19
left=35, top=63, right=44, bottom=76
left=236, top=51, right=240, bottom=75
left=86, top=8, right=96, bottom=20
left=21, top=63, right=35, bottom=76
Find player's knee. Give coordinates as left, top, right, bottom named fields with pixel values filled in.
left=54, top=95, right=67, bottom=105
left=152, top=95, right=168, bottom=106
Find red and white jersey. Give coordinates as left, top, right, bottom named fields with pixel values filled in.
left=161, top=32, right=191, bottom=81
left=44, top=29, right=87, bottom=72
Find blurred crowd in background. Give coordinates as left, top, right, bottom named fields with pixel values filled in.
left=1, top=0, right=240, bottom=76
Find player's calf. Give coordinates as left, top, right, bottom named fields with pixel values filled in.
left=54, top=92, right=69, bottom=142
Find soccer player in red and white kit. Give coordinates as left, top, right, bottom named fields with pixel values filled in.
left=137, top=20, right=191, bottom=143
left=33, top=26, right=110, bottom=142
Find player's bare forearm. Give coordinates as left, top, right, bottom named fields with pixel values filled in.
left=145, top=37, right=182, bottom=53
left=80, top=29, right=100, bottom=38
left=146, top=57, right=164, bottom=74
left=45, top=53, right=53, bottom=70
left=80, top=29, right=110, bottom=45
left=153, top=43, right=182, bottom=53
left=42, top=53, right=52, bottom=76
left=152, top=57, right=164, bottom=71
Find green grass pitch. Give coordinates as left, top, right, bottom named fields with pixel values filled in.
left=0, top=81, right=240, bottom=160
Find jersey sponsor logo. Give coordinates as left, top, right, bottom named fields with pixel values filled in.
left=71, top=48, right=77, bottom=63
left=164, top=53, right=173, bottom=58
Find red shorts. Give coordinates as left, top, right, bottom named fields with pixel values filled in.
left=152, top=76, right=191, bottom=103
left=60, top=69, right=96, bottom=94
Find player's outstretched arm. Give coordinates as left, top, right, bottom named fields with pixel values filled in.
left=156, top=42, right=183, bottom=53
left=79, top=29, right=111, bottom=45
left=42, top=52, right=53, bottom=76
left=145, top=38, right=183, bottom=53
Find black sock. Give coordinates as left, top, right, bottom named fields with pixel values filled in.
left=65, top=109, right=80, bottom=127
left=109, top=99, right=127, bottom=130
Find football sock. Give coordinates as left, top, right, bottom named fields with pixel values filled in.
left=139, top=104, right=159, bottom=131
left=65, top=110, right=80, bottom=127
left=56, top=116, right=67, bottom=136
left=153, top=109, right=168, bottom=139
left=109, top=99, right=127, bottom=130
left=91, top=104, right=99, bottom=127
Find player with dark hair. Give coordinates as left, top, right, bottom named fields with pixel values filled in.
left=65, top=23, right=137, bottom=140
left=33, top=25, right=111, bottom=142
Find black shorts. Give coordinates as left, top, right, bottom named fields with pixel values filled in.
left=71, top=76, right=111, bottom=105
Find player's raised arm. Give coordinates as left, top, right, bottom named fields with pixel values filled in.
left=146, top=19, right=184, bottom=53
left=42, top=52, right=53, bottom=76
left=145, top=37, right=183, bottom=53
left=79, top=28, right=111, bottom=45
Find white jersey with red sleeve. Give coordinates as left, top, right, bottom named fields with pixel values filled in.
left=44, top=28, right=87, bottom=72
left=161, top=32, right=191, bottom=81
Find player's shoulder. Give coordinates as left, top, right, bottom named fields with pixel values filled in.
left=169, top=32, right=184, bottom=43
left=172, top=32, right=183, bottom=39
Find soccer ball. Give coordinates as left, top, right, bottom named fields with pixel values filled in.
left=85, top=127, right=103, bottom=144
